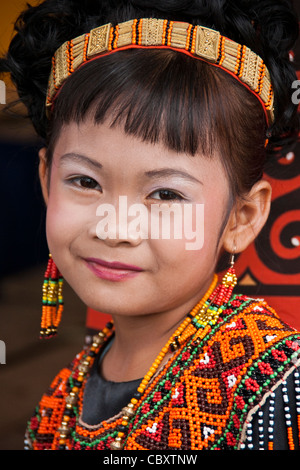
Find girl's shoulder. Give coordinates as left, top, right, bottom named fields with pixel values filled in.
left=210, top=293, right=300, bottom=372
left=223, top=293, right=299, bottom=335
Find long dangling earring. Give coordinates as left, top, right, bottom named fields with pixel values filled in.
left=40, top=254, right=64, bottom=339
left=213, top=248, right=238, bottom=306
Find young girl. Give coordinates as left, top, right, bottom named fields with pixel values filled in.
left=1, top=0, right=300, bottom=451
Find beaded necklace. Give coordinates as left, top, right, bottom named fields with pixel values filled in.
left=56, top=272, right=235, bottom=450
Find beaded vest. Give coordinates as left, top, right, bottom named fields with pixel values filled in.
left=26, top=294, right=300, bottom=450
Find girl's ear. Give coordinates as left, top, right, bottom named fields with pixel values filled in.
left=38, top=147, right=49, bottom=206
left=222, top=179, right=272, bottom=254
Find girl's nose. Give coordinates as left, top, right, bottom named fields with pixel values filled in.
left=93, top=196, right=146, bottom=247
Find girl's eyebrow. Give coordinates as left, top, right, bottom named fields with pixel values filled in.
left=59, top=154, right=202, bottom=185
left=144, top=168, right=203, bottom=185
left=59, top=152, right=103, bottom=170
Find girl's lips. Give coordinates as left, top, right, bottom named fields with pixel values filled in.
left=85, top=257, right=143, bottom=271
left=84, top=257, right=143, bottom=281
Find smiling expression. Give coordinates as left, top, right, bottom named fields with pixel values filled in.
left=41, top=118, right=232, bottom=319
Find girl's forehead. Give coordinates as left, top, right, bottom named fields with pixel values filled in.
left=54, top=118, right=219, bottom=170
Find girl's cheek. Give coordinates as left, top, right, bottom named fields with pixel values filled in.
left=45, top=192, right=79, bottom=248
left=146, top=202, right=206, bottom=251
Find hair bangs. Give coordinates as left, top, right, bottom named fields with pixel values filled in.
left=50, top=49, right=223, bottom=157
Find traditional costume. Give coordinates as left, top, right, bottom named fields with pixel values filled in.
left=26, top=269, right=300, bottom=450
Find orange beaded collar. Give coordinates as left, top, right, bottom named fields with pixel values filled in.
left=46, top=18, right=274, bottom=125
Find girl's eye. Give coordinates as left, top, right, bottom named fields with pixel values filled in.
left=149, top=189, right=184, bottom=201
left=68, top=176, right=102, bottom=191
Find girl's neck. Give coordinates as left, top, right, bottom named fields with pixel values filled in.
left=99, top=277, right=214, bottom=383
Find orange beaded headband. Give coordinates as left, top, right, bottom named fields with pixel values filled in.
left=46, top=18, right=275, bottom=125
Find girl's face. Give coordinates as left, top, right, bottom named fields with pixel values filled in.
left=40, top=118, right=233, bottom=318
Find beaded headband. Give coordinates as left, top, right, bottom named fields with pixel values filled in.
left=46, top=18, right=275, bottom=125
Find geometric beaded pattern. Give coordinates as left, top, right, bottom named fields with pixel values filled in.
left=25, top=295, right=300, bottom=450
left=46, top=18, right=274, bottom=125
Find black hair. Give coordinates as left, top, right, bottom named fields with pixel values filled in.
left=0, top=0, right=299, bottom=197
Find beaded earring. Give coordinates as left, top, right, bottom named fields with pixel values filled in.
left=213, top=250, right=238, bottom=307
left=40, top=254, right=64, bottom=339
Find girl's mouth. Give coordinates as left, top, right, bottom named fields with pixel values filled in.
left=84, top=257, right=143, bottom=281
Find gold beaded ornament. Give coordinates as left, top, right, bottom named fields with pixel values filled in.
left=46, top=18, right=275, bottom=126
